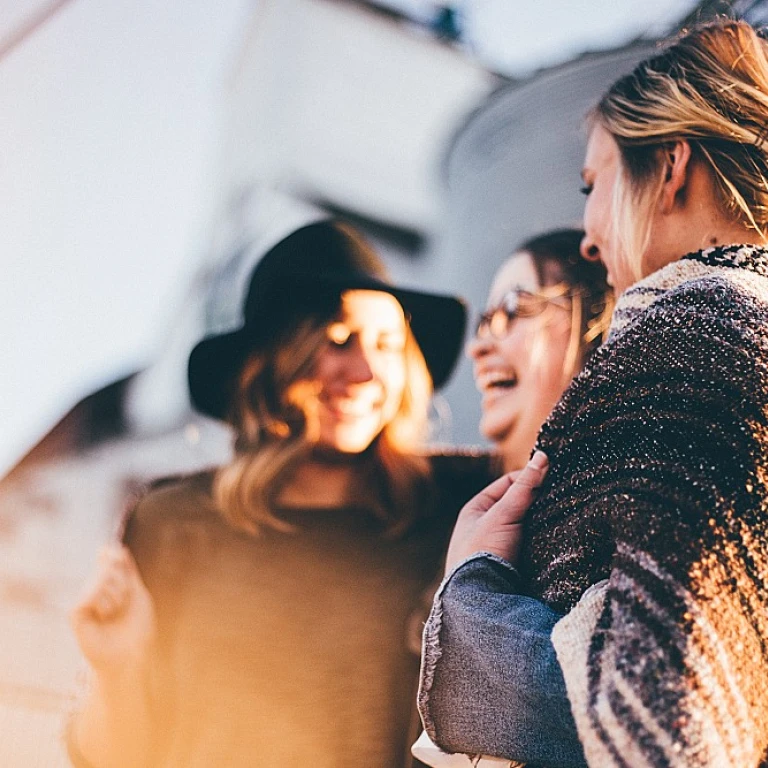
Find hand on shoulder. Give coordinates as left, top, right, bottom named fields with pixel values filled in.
left=71, top=545, right=156, bottom=674
left=444, top=451, right=548, bottom=574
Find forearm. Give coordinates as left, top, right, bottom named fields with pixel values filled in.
left=68, top=665, right=153, bottom=768
left=419, top=554, right=586, bottom=768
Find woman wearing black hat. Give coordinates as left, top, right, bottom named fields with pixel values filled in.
left=67, top=221, right=492, bottom=768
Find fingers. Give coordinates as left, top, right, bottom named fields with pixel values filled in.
left=445, top=452, right=549, bottom=569
left=462, top=453, right=548, bottom=518
left=461, top=473, right=519, bottom=518
left=512, top=450, right=548, bottom=489
left=489, top=451, right=549, bottom=525
left=74, top=545, right=136, bottom=623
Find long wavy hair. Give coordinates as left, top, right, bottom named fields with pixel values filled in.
left=592, top=19, right=768, bottom=282
left=213, top=302, right=433, bottom=538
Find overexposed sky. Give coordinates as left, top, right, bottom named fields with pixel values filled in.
left=0, top=0, right=698, bottom=475
left=373, top=0, right=698, bottom=74
left=463, top=0, right=698, bottom=76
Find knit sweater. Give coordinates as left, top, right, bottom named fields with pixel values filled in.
left=525, top=245, right=768, bottom=767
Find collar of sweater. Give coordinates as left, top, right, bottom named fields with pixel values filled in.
left=608, top=243, right=768, bottom=340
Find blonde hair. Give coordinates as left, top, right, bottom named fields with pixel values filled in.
left=592, top=19, right=768, bottom=278
left=213, top=310, right=433, bottom=537
left=563, top=284, right=614, bottom=379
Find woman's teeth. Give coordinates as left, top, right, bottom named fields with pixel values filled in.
left=478, top=371, right=518, bottom=390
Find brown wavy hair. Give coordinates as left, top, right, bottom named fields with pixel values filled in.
left=213, top=304, right=433, bottom=538
left=592, top=19, right=768, bottom=280
left=520, top=228, right=614, bottom=378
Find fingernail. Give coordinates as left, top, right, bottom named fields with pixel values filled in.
left=530, top=450, right=548, bottom=469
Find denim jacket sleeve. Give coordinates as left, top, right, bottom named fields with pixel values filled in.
left=417, top=553, right=587, bottom=768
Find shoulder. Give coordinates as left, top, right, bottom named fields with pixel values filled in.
left=656, top=269, right=767, bottom=320
left=619, top=262, right=768, bottom=345
left=128, top=470, right=216, bottom=521
left=427, top=447, right=496, bottom=476
left=119, top=471, right=225, bottom=603
left=121, top=470, right=222, bottom=553
left=597, top=269, right=768, bottom=379
left=541, top=266, right=768, bottom=455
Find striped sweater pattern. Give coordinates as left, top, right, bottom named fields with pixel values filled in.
left=525, top=245, right=768, bottom=767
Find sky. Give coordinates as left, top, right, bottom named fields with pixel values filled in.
left=0, top=0, right=699, bottom=476
left=376, top=0, right=699, bottom=75
left=461, top=0, right=698, bottom=75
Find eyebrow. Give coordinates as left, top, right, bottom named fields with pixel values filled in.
left=379, top=329, right=406, bottom=339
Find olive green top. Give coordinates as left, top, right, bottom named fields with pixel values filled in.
left=114, top=453, right=492, bottom=768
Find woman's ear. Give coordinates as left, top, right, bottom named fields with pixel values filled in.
left=659, top=140, right=692, bottom=214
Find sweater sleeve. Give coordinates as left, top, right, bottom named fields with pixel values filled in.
left=418, top=553, right=587, bottom=768
left=544, top=280, right=768, bottom=767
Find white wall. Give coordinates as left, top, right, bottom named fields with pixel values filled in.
left=216, top=0, right=493, bottom=234
left=0, top=0, right=251, bottom=475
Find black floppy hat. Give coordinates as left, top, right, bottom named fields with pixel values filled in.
left=188, top=221, right=467, bottom=421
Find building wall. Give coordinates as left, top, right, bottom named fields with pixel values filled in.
left=213, top=0, right=494, bottom=234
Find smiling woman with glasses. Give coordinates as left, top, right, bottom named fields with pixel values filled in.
left=468, top=228, right=613, bottom=473
left=412, top=228, right=612, bottom=768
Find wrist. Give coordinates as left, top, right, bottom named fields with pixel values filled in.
left=444, top=550, right=519, bottom=581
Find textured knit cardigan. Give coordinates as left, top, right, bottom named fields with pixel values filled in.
left=522, top=245, right=768, bottom=767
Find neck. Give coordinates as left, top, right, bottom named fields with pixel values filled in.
left=655, top=162, right=768, bottom=268
left=697, top=226, right=768, bottom=251
left=275, top=451, right=365, bottom=508
left=499, top=439, right=527, bottom=474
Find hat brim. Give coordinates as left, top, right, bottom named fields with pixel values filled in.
left=188, top=273, right=467, bottom=421
left=188, top=328, right=256, bottom=422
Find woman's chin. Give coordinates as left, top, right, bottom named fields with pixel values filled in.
left=479, top=414, right=516, bottom=448
left=315, top=431, right=381, bottom=457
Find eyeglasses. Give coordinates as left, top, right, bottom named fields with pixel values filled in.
left=474, top=284, right=576, bottom=340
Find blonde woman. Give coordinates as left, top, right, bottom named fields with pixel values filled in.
left=419, top=20, right=768, bottom=768
left=67, top=221, right=493, bottom=768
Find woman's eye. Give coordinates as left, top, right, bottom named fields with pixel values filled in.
left=506, top=291, right=535, bottom=318
left=378, top=336, right=406, bottom=353
left=515, top=303, right=540, bottom=318
left=580, top=184, right=593, bottom=196
left=327, top=323, right=351, bottom=347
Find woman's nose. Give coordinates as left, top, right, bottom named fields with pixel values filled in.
left=345, top=345, right=375, bottom=383
left=466, top=333, right=493, bottom=361
left=580, top=234, right=601, bottom=263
